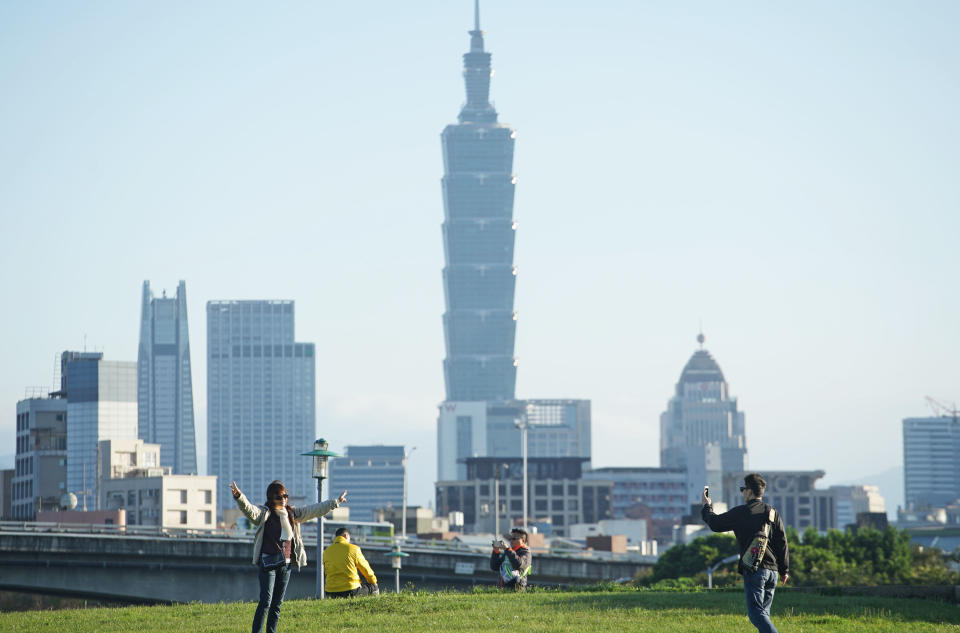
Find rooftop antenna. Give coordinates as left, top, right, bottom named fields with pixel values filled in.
left=474, top=0, right=480, bottom=32
left=697, top=324, right=705, bottom=350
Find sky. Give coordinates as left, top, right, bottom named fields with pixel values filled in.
left=1, top=1, right=958, bottom=514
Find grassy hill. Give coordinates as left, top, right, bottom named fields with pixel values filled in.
left=3, top=588, right=958, bottom=632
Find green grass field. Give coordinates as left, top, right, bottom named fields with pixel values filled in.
left=2, top=589, right=958, bottom=632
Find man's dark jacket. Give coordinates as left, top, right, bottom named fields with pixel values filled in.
left=490, top=545, right=531, bottom=590
left=702, top=499, right=789, bottom=577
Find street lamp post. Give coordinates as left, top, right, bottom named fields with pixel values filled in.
left=386, top=541, right=410, bottom=593
left=514, top=418, right=529, bottom=532
left=302, top=438, right=341, bottom=599
left=401, top=446, right=416, bottom=540
left=493, top=463, right=501, bottom=537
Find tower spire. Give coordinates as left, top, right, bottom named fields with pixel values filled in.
left=459, top=0, right=496, bottom=123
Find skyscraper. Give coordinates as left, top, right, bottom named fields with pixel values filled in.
left=62, top=351, right=139, bottom=511
left=207, top=300, right=315, bottom=515
left=903, top=416, right=960, bottom=509
left=328, top=446, right=405, bottom=523
left=441, top=2, right=519, bottom=402
left=660, top=334, right=747, bottom=479
left=138, top=280, right=197, bottom=475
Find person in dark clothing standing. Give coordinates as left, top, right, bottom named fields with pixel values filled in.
left=490, top=527, right=532, bottom=590
left=702, top=473, right=789, bottom=633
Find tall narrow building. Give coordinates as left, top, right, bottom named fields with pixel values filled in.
left=207, top=300, right=315, bottom=515
left=62, top=351, right=139, bottom=511
left=660, top=334, right=747, bottom=479
left=441, top=2, right=519, bottom=401
left=138, top=280, right=197, bottom=474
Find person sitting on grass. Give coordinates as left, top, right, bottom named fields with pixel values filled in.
left=490, top=527, right=532, bottom=590
left=323, top=527, right=379, bottom=598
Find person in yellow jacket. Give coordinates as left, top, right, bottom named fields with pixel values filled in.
left=323, top=527, right=380, bottom=597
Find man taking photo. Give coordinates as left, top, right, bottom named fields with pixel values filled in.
left=702, top=473, right=789, bottom=633
left=490, top=527, right=532, bottom=590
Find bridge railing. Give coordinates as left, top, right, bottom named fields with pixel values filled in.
left=0, top=521, right=657, bottom=564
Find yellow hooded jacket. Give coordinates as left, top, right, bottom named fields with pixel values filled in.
left=323, top=535, right=378, bottom=592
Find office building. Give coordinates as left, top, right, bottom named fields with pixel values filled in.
left=903, top=416, right=960, bottom=510
left=660, top=334, right=747, bottom=475
left=830, top=485, right=885, bottom=529
left=435, top=456, right=612, bottom=536
left=207, top=300, right=315, bottom=515
left=440, top=6, right=519, bottom=402
left=63, top=351, right=139, bottom=512
left=582, top=467, right=689, bottom=523
left=328, top=445, right=405, bottom=523
left=11, top=394, right=68, bottom=520
left=138, top=280, right=198, bottom=474
left=437, top=399, right=591, bottom=481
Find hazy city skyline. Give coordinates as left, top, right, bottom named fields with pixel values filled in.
left=2, top=2, right=958, bottom=511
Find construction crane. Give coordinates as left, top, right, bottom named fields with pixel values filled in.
left=925, top=396, right=959, bottom=422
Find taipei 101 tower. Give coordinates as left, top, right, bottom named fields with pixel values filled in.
left=441, top=2, right=518, bottom=402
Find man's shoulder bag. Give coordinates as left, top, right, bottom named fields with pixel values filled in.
left=741, top=506, right=776, bottom=574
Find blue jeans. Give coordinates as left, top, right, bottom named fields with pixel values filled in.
left=743, top=568, right=779, bottom=633
left=252, top=564, right=291, bottom=633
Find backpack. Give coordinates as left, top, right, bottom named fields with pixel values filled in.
left=741, top=506, right=776, bottom=574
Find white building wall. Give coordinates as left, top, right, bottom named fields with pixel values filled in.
left=437, top=401, right=487, bottom=481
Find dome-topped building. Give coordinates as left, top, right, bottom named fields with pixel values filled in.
left=660, top=334, right=747, bottom=502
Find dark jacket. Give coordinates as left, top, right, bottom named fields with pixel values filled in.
left=490, top=546, right=532, bottom=590
left=702, top=498, right=789, bottom=577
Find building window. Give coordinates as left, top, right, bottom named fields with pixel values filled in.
left=204, top=510, right=212, bottom=525
left=203, top=490, right=212, bottom=504
left=180, top=511, right=188, bottom=524
left=180, top=490, right=187, bottom=504
left=551, top=485, right=563, bottom=496
left=552, top=499, right=564, bottom=511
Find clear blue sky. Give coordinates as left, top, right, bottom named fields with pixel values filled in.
left=2, top=2, right=958, bottom=512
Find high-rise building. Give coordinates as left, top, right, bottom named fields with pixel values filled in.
left=437, top=399, right=592, bottom=481
left=441, top=5, right=519, bottom=402
left=62, top=351, right=139, bottom=511
left=903, top=416, right=960, bottom=509
left=12, top=393, right=67, bottom=520
left=660, top=334, right=747, bottom=476
left=138, top=280, right=197, bottom=474
left=207, top=300, right=315, bottom=515
left=328, top=446, right=405, bottom=523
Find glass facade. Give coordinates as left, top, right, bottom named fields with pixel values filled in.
left=138, top=280, right=198, bottom=474
left=63, top=352, right=139, bottom=511
left=206, top=300, right=315, bottom=516
left=328, top=446, right=404, bottom=524
left=903, top=416, right=960, bottom=509
left=441, top=13, right=518, bottom=402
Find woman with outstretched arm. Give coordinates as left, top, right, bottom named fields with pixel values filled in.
left=230, top=479, right=347, bottom=633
